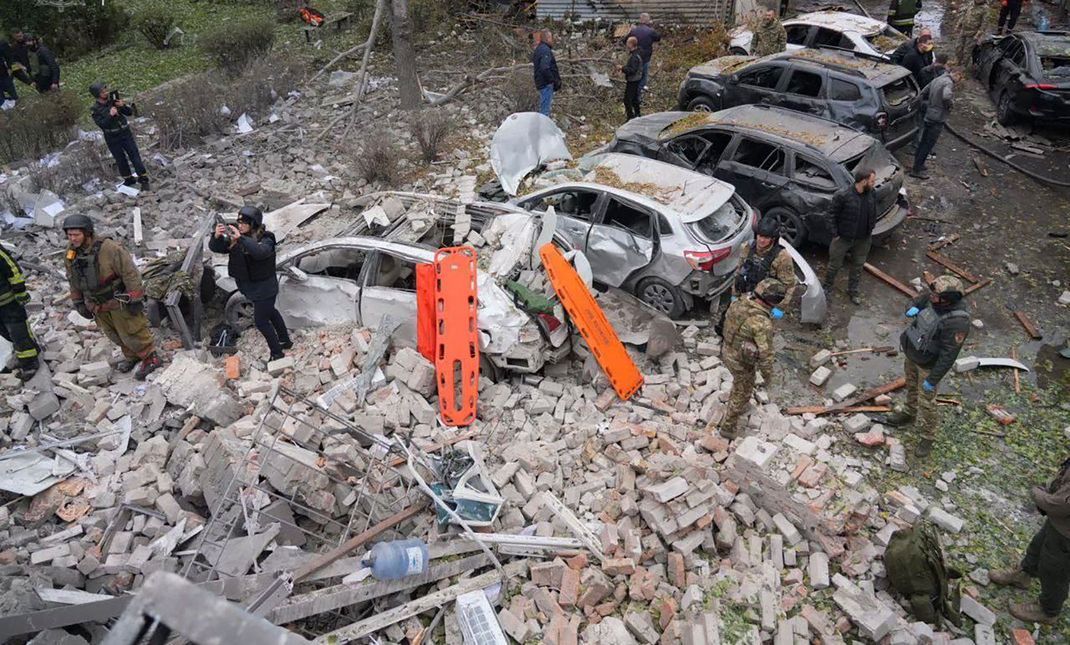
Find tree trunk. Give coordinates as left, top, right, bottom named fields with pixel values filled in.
left=390, top=0, right=421, bottom=110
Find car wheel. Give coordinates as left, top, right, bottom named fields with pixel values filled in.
left=765, top=206, right=807, bottom=247
left=636, top=277, right=687, bottom=319
left=996, top=90, right=1017, bottom=126
left=687, top=95, right=718, bottom=112
left=224, top=292, right=255, bottom=330
left=729, top=46, right=748, bottom=56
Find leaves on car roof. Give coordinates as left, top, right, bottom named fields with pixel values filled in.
left=591, top=166, right=677, bottom=204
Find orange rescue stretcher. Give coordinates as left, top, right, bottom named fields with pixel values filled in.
left=433, top=246, right=479, bottom=426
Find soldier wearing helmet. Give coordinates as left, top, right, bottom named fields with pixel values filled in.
left=715, top=278, right=787, bottom=439
left=63, top=214, right=161, bottom=380
left=734, top=216, right=796, bottom=303
left=884, top=274, right=970, bottom=458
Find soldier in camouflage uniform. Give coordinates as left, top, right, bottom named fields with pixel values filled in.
left=884, top=275, right=970, bottom=458
left=717, top=278, right=787, bottom=439
left=751, top=8, right=787, bottom=57
left=952, top=0, right=992, bottom=67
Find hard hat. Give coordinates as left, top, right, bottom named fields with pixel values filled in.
left=62, top=214, right=95, bottom=235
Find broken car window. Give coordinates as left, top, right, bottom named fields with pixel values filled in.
left=732, top=138, right=787, bottom=175
left=786, top=25, right=810, bottom=46
left=601, top=198, right=653, bottom=238
left=785, top=70, right=823, bottom=97
left=665, top=135, right=711, bottom=167
left=370, top=253, right=417, bottom=291
left=690, top=200, right=740, bottom=243
left=881, top=76, right=917, bottom=106
left=295, top=248, right=366, bottom=281
left=829, top=77, right=862, bottom=101
left=1040, top=57, right=1070, bottom=76
left=793, top=156, right=837, bottom=190
left=526, top=190, right=599, bottom=221
left=738, top=65, right=784, bottom=89
left=813, top=27, right=851, bottom=49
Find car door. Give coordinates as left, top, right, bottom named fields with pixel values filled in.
left=992, top=37, right=1029, bottom=100
left=729, top=63, right=789, bottom=107
left=514, top=188, right=604, bottom=254
left=825, top=75, right=867, bottom=130
left=977, top=36, right=1018, bottom=89
left=657, top=130, right=733, bottom=175
left=276, top=243, right=365, bottom=328
left=778, top=66, right=827, bottom=116
left=358, top=248, right=428, bottom=347
left=714, top=135, right=789, bottom=209
left=586, top=194, right=656, bottom=287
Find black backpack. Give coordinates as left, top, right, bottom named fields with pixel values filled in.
left=208, top=323, right=240, bottom=356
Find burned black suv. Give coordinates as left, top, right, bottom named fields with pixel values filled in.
left=677, top=48, right=921, bottom=149
left=973, top=30, right=1070, bottom=125
left=601, top=105, right=909, bottom=247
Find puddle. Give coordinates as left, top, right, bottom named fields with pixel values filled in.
left=913, top=2, right=945, bottom=37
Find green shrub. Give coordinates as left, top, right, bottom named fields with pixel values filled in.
left=0, top=90, right=82, bottom=164
left=201, top=17, right=277, bottom=75
left=134, top=4, right=177, bottom=50
left=0, top=2, right=129, bottom=61
left=410, top=110, right=452, bottom=164
left=355, top=134, right=402, bottom=186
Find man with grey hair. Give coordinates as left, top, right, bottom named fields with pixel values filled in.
left=626, top=13, right=660, bottom=104
left=532, top=29, right=561, bottom=117
left=823, top=166, right=877, bottom=305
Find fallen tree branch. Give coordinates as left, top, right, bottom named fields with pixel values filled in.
left=308, top=0, right=385, bottom=84
left=425, top=56, right=617, bottom=107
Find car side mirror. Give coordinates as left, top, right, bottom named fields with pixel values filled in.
left=286, top=265, right=309, bottom=282
left=728, top=74, right=739, bottom=84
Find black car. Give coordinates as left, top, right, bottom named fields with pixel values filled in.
left=974, top=30, right=1070, bottom=125
left=677, top=49, right=921, bottom=149
left=601, top=105, right=909, bottom=247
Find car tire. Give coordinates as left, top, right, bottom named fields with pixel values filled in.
left=687, top=95, right=718, bottom=112
left=224, top=292, right=255, bottom=330
left=729, top=46, right=749, bottom=56
left=765, top=206, right=807, bottom=247
left=996, top=90, right=1017, bottom=126
left=636, top=277, right=687, bottom=319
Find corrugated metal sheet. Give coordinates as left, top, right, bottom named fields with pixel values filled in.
left=537, top=0, right=734, bottom=25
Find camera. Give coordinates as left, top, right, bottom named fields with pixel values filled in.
left=109, top=89, right=120, bottom=103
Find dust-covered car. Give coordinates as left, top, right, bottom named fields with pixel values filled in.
left=677, top=48, right=921, bottom=149
left=729, top=10, right=908, bottom=59
left=601, top=105, right=909, bottom=248
left=973, top=30, right=1070, bottom=125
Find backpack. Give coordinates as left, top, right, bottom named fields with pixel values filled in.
left=884, top=521, right=963, bottom=626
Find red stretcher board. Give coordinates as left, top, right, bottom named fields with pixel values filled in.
left=434, top=246, right=479, bottom=427
left=539, top=243, right=644, bottom=401
left=415, top=262, right=436, bottom=363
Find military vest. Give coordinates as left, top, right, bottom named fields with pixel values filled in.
left=735, top=244, right=778, bottom=294
left=904, top=306, right=968, bottom=355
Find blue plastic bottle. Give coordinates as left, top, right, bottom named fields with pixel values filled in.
left=367, top=539, right=429, bottom=580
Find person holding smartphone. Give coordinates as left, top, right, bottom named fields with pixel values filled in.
left=209, top=206, right=292, bottom=362
left=90, top=82, right=149, bottom=190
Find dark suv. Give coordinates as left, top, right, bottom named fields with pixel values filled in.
left=974, top=31, right=1070, bottom=125
left=601, top=105, right=909, bottom=247
left=677, top=48, right=921, bottom=149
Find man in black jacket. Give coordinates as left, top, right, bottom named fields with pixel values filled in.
left=822, top=167, right=877, bottom=305
left=626, top=13, right=660, bottom=104
left=890, top=30, right=935, bottom=84
left=532, top=29, right=561, bottom=118
left=885, top=275, right=970, bottom=459
left=0, top=39, right=17, bottom=102
left=25, top=34, right=59, bottom=93
left=90, top=82, right=149, bottom=190
left=622, top=36, right=643, bottom=121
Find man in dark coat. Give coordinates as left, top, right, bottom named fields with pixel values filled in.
left=823, top=167, right=877, bottom=305
left=532, top=29, right=561, bottom=118
left=890, top=30, right=935, bottom=83
left=25, top=34, right=59, bottom=93
left=626, top=13, right=660, bottom=104
left=90, top=82, right=149, bottom=189
left=622, top=36, right=643, bottom=121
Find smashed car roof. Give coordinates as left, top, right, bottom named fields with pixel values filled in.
left=658, top=106, right=866, bottom=153
left=789, top=10, right=890, bottom=35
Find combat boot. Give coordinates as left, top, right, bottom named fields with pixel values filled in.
left=134, top=353, right=161, bottom=381
left=883, top=410, right=915, bottom=427
left=122, top=176, right=138, bottom=187
left=138, top=175, right=150, bottom=191
left=15, top=358, right=39, bottom=381
left=915, top=438, right=933, bottom=458
left=1009, top=602, right=1058, bottom=625
left=990, top=566, right=1031, bottom=589
left=115, top=357, right=139, bottom=373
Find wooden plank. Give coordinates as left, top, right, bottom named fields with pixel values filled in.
left=132, top=208, right=143, bottom=247
left=925, top=251, right=980, bottom=283
left=313, top=561, right=527, bottom=643
left=927, top=234, right=959, bottom=251
left=1012, top=347, right=1021, bottom=393
left=964, top=278, right=992, bottom=295
left=786, top=377, right=907, bottom=416
left=828, top=346, right=895, bottom=358
left=863, top=263, right=917, bottom=298
left=1013, top=311, right=1042, bottom=339
left=784, top=404, right=892, bottom=415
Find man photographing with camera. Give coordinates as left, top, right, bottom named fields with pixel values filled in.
left=90, top=82, right=149, bottom=190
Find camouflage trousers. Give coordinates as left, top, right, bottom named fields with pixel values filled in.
left=721, top=358, right=756, bottom=436
left=903, top=355, right=939, bottom=440
left=95, top=307, right=155, bottom=360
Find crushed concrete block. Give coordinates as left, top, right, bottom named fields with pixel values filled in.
left=974, top=624, right=996, bottom=645
left=843, top=413, right=871, bottom=433
left=267, top=356, right=294, bottom=376
left=831, top=383, right=858, bottom=402
left=808, top=551, right=830, bottom=589
left=155, top=353, right=243, bottom=426
left=960, top=595, right=996, bottom=626
left=833, top=583, right=897, bottom=641
left=624, top=611, right=659, bottom=644
left=810, top=349, right=832, bottom=368
left=927, top=507, right=965, bottom=533
left=809, top=366, right=832, bottom=387
left=734, top=436, right=779, bottom=469
left=783, top=433, right=816, bottom=456
left=772, top=513, right=802, bottom=546
left=582, top=616, right=637, bottom=644
left=642, top=476, right=689, bottom=503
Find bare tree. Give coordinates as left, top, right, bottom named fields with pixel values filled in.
left=390, top=0, right=422, bottom=110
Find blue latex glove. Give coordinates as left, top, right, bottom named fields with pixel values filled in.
left=922, top=380, right=935, bottom=392
left=730, top=295, right=738, bottom=302
left=770, top=307, right=784, bottom=320
left=906, top=306, right=920, bottom=317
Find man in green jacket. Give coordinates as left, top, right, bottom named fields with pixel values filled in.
left=751, top=7, right=787, bottom=57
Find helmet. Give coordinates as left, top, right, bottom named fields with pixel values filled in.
left=62, top=214, right=95, bottom=235
left=89, top=82, right=106, bottom=98
left=237, top=205, right=263, bottom=228
left=755, top=216, right=780, bottom=241
left=932, top=274, right=964, bottom=301
left=754, top=278, right=787, bottom=305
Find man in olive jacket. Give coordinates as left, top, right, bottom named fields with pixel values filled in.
left=990, top=457, right=1070, bottom=625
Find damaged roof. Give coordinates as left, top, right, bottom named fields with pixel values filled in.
left=790, top=9, right=890, bottom=35
left=655, top=106, right=868, bottom=155
left=779, top=48, right=910, bottom=81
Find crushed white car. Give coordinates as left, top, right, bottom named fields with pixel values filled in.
left=729, top=10, right=908, bottom=60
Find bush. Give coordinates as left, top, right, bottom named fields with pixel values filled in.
left=201, top=17, right=277, bottom=75
left=134, top=4, right=177, bottom=50
left=410, top=110, right=452, bottom=164
left=0, top=2, right=129, bottom=61
left=0, top=90, right=82, bottom=165
left=354, top=134, right=402, bottom=186
left=26, top=140, right=110, bottom=195
left=502, top=70, right=539, bottom=114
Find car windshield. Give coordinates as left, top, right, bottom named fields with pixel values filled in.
left=843, top=142, right=898, bottom=179
left=864, top=27, right=908, bottom=52
left=1040, top=56, right=1070, bottom=77
left=880, top=76, right=917, bottom=106
left=689, top=200, right=740, bottom=242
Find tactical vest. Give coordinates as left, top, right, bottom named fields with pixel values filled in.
left=904, top=306, right=968, bottom=355
left=735, top=244, right=778, bottom=294
left=69, top=240, right=123, bottom=304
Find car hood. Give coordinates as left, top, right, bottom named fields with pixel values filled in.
left=688, top=55, right=757, bottom=79
left=490, top=112, right=572, bottom=196
left=614, top=111, right=692, bottom=146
